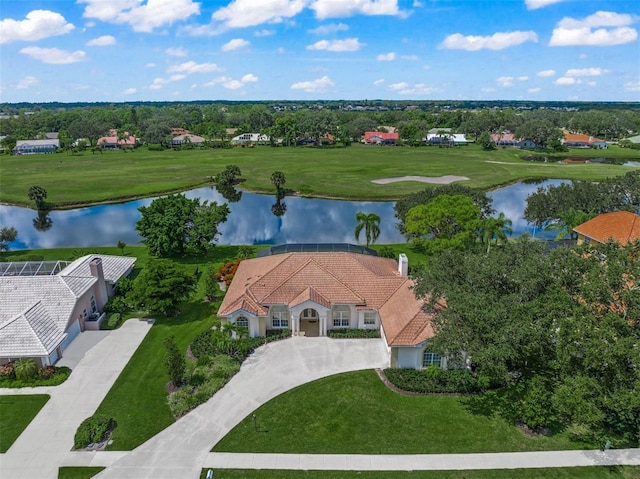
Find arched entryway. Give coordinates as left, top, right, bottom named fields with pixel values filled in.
left=299, top=308, right=320, bottom=337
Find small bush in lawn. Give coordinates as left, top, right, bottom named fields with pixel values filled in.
left=14, top=358, right=38, bottom=380
left=384, top=368, right=482, bottom=394
left=167, top=387, right=199, bottom=418
left=104, top=313, right=121, bottom=330
left=328, top=328, right=380, bottom=339
left=378, top=246, right=396, bottom=258
left=103, top=296, right=129, bottom=316
left=74, top=415, right=115, bottom=449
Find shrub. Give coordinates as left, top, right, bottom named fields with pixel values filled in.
left=104, top=313, right=121, bottom=330
left=103, top=296, right=129, bottom=316
left=74, top=415, right=116, bottom=449
left=378, top=246, right=396, bottom=259
left=383, top=368, right=482, bottom=394
left=147, top=144, right=164, bottom=151
left=215, top=260, right=242, bottom=286
left=14, top=358, right=37, bottom=380
left=203, top=264, right=220, bottom=301
left=0, top=363, right=15, bottom=378
left=328, top=328, right=380, bottom=339
left=38, top=366, right=56, bottom=379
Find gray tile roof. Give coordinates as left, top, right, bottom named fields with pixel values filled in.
left=0, top=303, right=67, bottom=357
left=60, top=255, right=136, bottom=283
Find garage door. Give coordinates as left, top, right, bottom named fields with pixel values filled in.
left=61, top=320, right=81, bottom=351
left=47, top=348, right=60, bottom=365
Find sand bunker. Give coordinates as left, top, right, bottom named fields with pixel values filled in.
left=372, top=175, right=469, bottom=185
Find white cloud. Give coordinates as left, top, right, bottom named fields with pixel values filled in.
left=555, top=77, right=579, bottom=85
left=146, top=62, right=156, bottom=68
left=166, top=47, right=188, bottom=57
left=222, top=38, right=250, bottom=52
left=20, top=46, right=86, bottom=64
left=0, top=10, right=74, bottom=44
left=310, top=0, right=403, bottom=19
left=168, top=61, right=223, bottom=74
left=79, top=0, right=200, bottom=33
left=309, top=23, right=349, bottom=35
left=307, top=38, right=363, bottom=51
left=550, top=11, right=638, bottom=47
left=395, top=82, right=438, bottom=95
left=441, top=31, right=538, bottom=50
left=496, top=76, right=514, bottom=87
left=86, top=35, right=116, bottom=46
left=517, top=76, right=529, bottom=81
left=401, top=54, right=419, bottom=61
left=586, top=81, right=597, bottom=87
left=149, top=74, right=186, bottom=90
left=373, top=79, right=385, bottom=86
left=211, top=0, right=306, bottom=29
left=528, top=87, right=541, bottom=93
left=624, top=81, right=640, bottom=92
left=579, top=53, right=588, bottom=59
left=255, top=29, right=275, bottom=37
left=123, top=87, right=137, bottom=95
left=389, top=82, right=409, bottom=90
left=203, top=73, right=258, bottom=90
left=16, top=76, right=38, bottom=89
left=481, top=87, right=497, bottom=93
left=537, top=69, right=556, bottom=77
left=290, top=75, right=335, bottom=93
left=565, top=67, right=608, bottom=77
left=525, top=0, right=566, bottom=10
left=377, top=52, right=396, bottom=61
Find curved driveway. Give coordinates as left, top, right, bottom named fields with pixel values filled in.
left=90, top=336, right=390, bottom=478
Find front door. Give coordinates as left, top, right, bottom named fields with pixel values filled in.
left=299, top=308, right=320, bottom=337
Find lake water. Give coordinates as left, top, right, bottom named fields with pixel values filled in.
left=1, top=180, right=565, bottom=250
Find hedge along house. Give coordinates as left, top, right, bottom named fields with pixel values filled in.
left=0, top=255, right=135, bottom=367
left=217, top=249, right=443, bottom=369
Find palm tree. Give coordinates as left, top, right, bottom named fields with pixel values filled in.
left=354, top=212, right=381, bottom=248
left=544, top=208, right=594, bottom=240
left=481, top=213, right=513, bottom=253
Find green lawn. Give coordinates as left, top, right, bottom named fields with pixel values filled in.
left=201, top=467, right=640, bottom=479
left=58, top=467, right=104, bottom=479
left=1, top=144, right=637, bottom=207
left=214, top=370, right=591, bottom=454
left=0, top=394, right=49, bottom=452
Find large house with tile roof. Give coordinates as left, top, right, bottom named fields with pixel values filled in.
left=573, top=211, right=640, bottom=246
left=218, top=251, right=443, bottom=369
left=0, top=255, right=135, bottom=367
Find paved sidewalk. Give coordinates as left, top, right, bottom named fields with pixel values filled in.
left=92, top=337, right=390, bottom=479
left=0, top=319, right=153, bottom=479
left=205, top=449, right=640, bottom=471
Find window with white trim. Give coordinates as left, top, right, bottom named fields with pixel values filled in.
left=363, top=312, right=376, bottom=325
left=423, top=351, right=442, bottom=368
left=332, top=307, right=350, bottom=328
left=302, top=308, right=318, bottom=319
left=236, top=316, right=248, bottom=328
left=271, top=311, right=289, bottom=328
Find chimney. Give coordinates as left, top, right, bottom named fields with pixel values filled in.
left=89, top=257, right=108, bottom=311
left=398, top=253, right=408, bottom=277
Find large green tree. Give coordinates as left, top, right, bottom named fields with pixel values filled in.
left=354, top=212, right=381, bottom=248
left=480, top=212, right=512, bottom=253
left=405, top=195, right=481, bottom=253
left=27, top=186, right=47, bottom=209
left=136, top=194, right=229, bottom=257
left=129, top=259, right=196, bottom=316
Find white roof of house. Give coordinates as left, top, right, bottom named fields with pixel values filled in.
left=0, top=255, right=135, bottom=358
left=15, top=139, right=60, bottom=148
left=232, top=133, right=270, bottom=142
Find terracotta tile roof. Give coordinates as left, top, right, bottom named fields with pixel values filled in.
left=573, top=211, right=640, bottom=246
left=562, top=130, right=604, bottom=144
left=363, top=131, right=399, bottom=142
left=218, top=252, right=435, bottom=346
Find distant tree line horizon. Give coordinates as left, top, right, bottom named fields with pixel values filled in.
left=1, top=101, right=639, bottom=152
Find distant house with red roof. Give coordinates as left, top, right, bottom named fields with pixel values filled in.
left=218, top=250, right=444, bottom=369
left=562, top=130, right=608, bottom=149
left=363, top=131, right=399, bottom=145
left=97, top=130, right=137, bottom=149
left=573, top=211, right=640, bottom=246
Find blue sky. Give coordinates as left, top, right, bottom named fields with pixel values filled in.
left=1, top=0, right=639, bottom=102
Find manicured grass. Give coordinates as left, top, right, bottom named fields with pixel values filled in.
left=57, top=467, right=105, bottom=479
left=1, top=144, right=637, bottom=207
left=0, top=394, right=49, bottom=452
left=201, top=467, right=640, bottom=479
left=214, top=370, right=590, bottom=454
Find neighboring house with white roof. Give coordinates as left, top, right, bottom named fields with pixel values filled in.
left=425, top=133, right=468, bottom=145
left=171, top=134, right=205, bottom=146
left=230, top=133, right=271, bottom=145
left=218, top=249, right=444, bottom=369
left=12, top=139, right=60, bottom=155
left=0, top=255, right=135, bottom=367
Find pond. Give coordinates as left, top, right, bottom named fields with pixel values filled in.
left=1, top=180, right=565, bottom=250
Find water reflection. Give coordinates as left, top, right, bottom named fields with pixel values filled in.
left=1, top=180, right=565, bottom=250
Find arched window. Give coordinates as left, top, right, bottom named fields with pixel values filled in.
left=302, top=308, right=318, bottom=319
left=236, top=317, right=249, bottom=328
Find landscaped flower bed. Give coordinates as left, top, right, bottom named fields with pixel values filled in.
left=328, top=329, right=380, bottom=339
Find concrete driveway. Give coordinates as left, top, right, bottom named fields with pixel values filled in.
left=0, top=319, right=153, bottom=479
left=89, top=336, right=390, bottom=478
